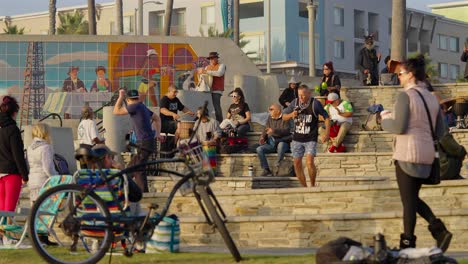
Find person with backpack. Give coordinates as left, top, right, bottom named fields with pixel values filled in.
left=27, top=123, right=58, bottom=205
left=381, top=55, right=452, bottom=252
left=283, top=85, right=330, bottom=187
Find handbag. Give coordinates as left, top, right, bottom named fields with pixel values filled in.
left=413, top=89, right=441, bottom=185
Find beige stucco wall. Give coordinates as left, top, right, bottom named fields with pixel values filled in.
left=3, top=4, right=115, bottom=35
left=432, top=6, right=468, bottom=23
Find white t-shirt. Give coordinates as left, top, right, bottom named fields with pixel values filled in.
left=325, top=100, right=354, bottom=124
left=78, top=119, right=100, bottom=145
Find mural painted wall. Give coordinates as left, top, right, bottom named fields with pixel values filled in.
left=0, top=41, right=208, bottom=125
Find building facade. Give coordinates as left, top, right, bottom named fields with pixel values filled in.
left=429, top=0, right=468, bottom=23
left=1, top=0, right=467, bottom=82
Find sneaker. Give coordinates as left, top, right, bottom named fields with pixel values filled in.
left=328, top=145, right=337, bottom=153
left=273, top=166, right=280, bottom=176
left=336, top=144, right=346, bottom=153
left=260, top=169, right=273, bottom=177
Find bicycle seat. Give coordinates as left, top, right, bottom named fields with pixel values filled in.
left=74, top=147, right=107, bottom=162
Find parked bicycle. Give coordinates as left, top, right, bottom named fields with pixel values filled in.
left=28, top=102, right=241, bottom=264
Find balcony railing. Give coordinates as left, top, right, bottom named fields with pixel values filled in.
left=354, top=27, right=365, bottom=38
left=149, top=25, right=187, bottom=36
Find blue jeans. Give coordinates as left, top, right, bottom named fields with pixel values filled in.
left=256, top=142, right=290, bottom=169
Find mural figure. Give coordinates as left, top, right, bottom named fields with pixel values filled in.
left=62, top=66, right=86, bottom=93
left=90, top=66, right=111, bottom=92
left=138, top=49, right=159, bottom=106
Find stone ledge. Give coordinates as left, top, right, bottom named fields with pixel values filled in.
left=178, top=208, right=468, bottom=223
left=143, top=179, right=468, bottom=198
left=218, top=152, right=394, bottom=157
left=148, top=175, right=390, bottom=182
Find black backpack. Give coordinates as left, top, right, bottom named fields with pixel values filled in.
left=54, top=153, right=71, bottom=175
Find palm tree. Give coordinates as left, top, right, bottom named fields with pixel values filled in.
left=88, top=0, right=96, bottom=35
left=49, top=0, right=56, bottom=35
left=199, top=27, right=250, bottom=50
left=115, top=0, right=123, bottom=35
left=3, top=21, right=25, bottom=34
left=57, top=11, right=89, bottom=35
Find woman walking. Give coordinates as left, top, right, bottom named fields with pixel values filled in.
left=382, top=55, right=452, bottom=251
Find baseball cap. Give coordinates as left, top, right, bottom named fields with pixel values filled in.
left=327, top=93, right=339, bottom=102
left=127, top=89, right=139, bottom=99
left=92, top=144, right=117, bottom=157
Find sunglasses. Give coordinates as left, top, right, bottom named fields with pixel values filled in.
left=231, top=95, right=239, bottom=98
left=323, top=68, right=330, bottom=71
left=268, top=108, right=274, bottom=111
left=398, top=71, right=409, bottom=76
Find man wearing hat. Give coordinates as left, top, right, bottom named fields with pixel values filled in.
left=113, top=89, right=163, bottom=193
left=62, top=66, right=86, bottom=92
left=199, top=51, right=226, bottom=122
left=323, top=92, right=353, bottom=153
left=357, top=35, right=381, bottom=86
left=279, top=76, right=300, bottom=108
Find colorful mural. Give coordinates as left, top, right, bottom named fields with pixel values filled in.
left=0, top=41, right=207, bottom=124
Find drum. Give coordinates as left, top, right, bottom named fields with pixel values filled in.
left=315, top=96, right=327, bottom=106
left=454, top=97, right=468, bottom=117
left=202, top=141, right=217, bottom=175
left=179, top=121, right=195, bottom=139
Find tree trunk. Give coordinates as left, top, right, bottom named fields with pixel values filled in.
left=233, top=0, right=239, bottom=46
left=88, top=0, right=96, bottom=35
left=49, top=0, right=56, bottom=35
left=391, top=0, right=406, bottom=62
left=163, top=0, right=174, bottom=36
left=115, top=0, right=123, bottom=35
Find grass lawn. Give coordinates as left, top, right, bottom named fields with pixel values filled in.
left=0, top=249, right=466, bottom=263
left=0, top=249, right=313, bottom=264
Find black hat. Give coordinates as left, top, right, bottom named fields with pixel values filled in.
left=127, top=90, right=139, bottom=99
left=207, top=52, right=219, bottom=59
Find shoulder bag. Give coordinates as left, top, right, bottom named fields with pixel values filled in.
left=413, top=89, right=441, bottom=185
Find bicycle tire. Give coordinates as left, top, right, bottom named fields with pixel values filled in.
left=197, top=186, right=242, bottom=262
left=29, top=184, right=112, bottom=264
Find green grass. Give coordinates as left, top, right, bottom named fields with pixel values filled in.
left=0, top=249, right=466, bottom=264
left=0, top=249, right=313, bottom=264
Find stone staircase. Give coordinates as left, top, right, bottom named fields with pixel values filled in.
left=20, top=83, right=468, bottom=252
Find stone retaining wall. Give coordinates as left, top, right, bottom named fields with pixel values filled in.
left=178, top=210, right=468, bottom=250
left=143, top=181, right=468, bottom=219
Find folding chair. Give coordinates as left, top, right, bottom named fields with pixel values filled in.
left=0, top=175, right=74, bottom=249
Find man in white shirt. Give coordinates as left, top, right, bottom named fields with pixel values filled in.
left=198, top=52, right=226, bottom=123
left=323, top=93, right=353, bottom=153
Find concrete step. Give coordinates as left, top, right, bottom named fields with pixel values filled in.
left=147, top=175, right=391, bottom=192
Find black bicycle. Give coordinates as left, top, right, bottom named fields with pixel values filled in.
left=28, top=102, right=241, bottom=264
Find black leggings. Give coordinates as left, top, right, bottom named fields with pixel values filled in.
left=395, top=161, right=437, bottom=236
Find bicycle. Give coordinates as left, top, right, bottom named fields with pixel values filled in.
left=28, top=102, right=242, bottom=264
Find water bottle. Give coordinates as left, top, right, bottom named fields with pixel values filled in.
left=248, top=163, right=254, bottom=177
left=373, top=233, right=388, bottom=262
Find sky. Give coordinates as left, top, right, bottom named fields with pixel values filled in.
left=0, top=0, right=461, bottom=16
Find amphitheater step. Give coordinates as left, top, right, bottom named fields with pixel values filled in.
left=177, top=209, right=468, bottom=251
left=147, top=175, right=391, bottom=192
left=142, top=180, right=468, bottom=220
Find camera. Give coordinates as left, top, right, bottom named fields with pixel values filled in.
left=294, top=106, right=303, bottom=114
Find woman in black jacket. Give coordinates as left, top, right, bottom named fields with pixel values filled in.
left=0, top=96, right=28, bottom=213
left=320, top=61, right=341, bottom=97
left=279, top=77, right=300, bottom=108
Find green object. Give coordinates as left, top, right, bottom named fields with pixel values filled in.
left=321, top=82, right=328, bottom=90
left=314, top=85, right=321, bottom=93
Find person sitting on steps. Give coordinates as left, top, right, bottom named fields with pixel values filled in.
left=322, top=93, right=353, bottom=153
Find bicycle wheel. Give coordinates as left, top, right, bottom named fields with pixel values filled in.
left=29, top=184, right=112, bottom=264
left=197, top=186, right=242, bottom=262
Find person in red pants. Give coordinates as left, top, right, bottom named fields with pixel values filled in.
left=0, top=96, right=29, bottom=216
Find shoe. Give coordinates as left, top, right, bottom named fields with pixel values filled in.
left=260, top=169, right=273, bottom=177
left=328, top=145, right=337, bottom=153
left=428, top=218, right=452, bottom=252
left=336, top=144, right=346, bottom=153
left=399, top=233, right=416, bottom=249
left=39, top=235, right=58, bottom=246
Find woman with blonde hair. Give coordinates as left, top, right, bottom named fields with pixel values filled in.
left=27, top=123, right=57, bottom=204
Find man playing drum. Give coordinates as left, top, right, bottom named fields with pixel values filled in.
left=159, top=85, right=195, bottom=142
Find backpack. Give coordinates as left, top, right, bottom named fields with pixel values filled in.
left=219, top=137, right=248, bottom=154
left=362, top=104, right=384, bottom=131
left=53, top=153, right=70, bottom=175
left=147, top=214, right=180, bottom=253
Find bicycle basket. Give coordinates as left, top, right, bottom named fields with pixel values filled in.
left=178, top=141, right=215, bottom=185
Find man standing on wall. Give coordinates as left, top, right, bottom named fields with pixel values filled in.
left=199, top=52, right=226, bottom=123
left=283, top=85, right=330, bottom=187
left=358, top=35, right=381, bottom=86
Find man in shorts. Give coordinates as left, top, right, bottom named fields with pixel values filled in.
left=283, top=85, right=330, bottom=187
